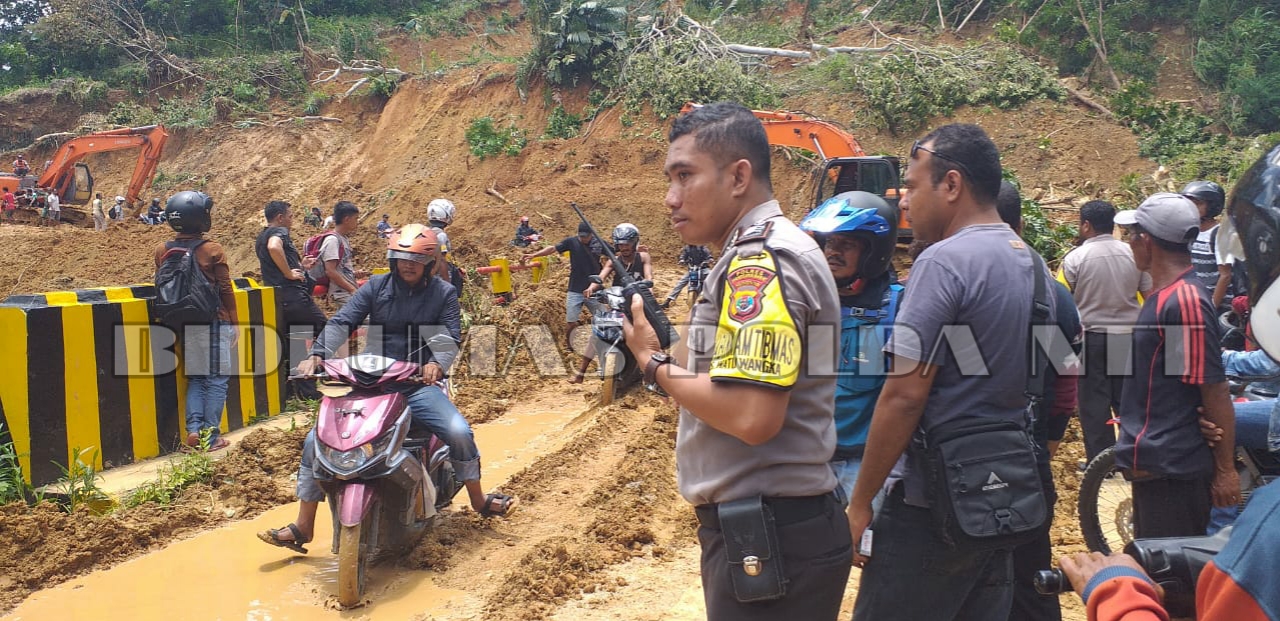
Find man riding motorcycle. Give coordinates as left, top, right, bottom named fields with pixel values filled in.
left=258, top=224, right=516, bottom=554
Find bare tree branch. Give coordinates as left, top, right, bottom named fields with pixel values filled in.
left=313, top=58, right=408, bottom=98
left=1074, top=0, right=1121, bottom=89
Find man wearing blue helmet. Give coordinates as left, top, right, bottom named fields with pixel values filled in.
left=799, top=190, right=902, bottom=506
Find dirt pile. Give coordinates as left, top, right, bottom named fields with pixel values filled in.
left=0, top=424, right=307, bottom=612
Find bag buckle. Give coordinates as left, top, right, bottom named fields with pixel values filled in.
left=994, top=509, right=1014, bottom=534
left=742, top=555, right=762, bottom=577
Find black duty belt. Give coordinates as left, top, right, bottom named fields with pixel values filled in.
left=694, top=493, right=835, bottom=529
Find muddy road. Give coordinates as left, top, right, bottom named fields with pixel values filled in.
left=2, top=377, right=1091, bottom=621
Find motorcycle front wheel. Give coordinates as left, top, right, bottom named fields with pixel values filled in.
left=336, top=504, right=376, bottom=607
left=1077, top=447, right=1134, bottom=554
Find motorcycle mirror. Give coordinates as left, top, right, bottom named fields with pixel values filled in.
left=588, top=275, right=604, bottom=285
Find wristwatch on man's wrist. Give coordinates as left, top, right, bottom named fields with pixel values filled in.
left=644, top=352, right=673, bottom=396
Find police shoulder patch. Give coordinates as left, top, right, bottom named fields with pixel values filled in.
left=726, top=262, right=776, bottom=323
left=710, top=249, right=802, bottom=388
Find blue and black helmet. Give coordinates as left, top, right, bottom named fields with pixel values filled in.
left=799, top=191, right=898, bottom=281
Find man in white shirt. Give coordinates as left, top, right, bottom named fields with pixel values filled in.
left=1060, top=200, right=1152, bottom=464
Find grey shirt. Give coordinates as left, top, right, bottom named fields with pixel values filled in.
left=886, top=223, right=1055, bottom=507
left=319, top=233, right=356, bottom=301
left=678, top=200, right=840, bottom=506
left=1061, top=233, right=1152, bottom=333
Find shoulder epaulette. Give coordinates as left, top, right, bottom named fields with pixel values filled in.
left=731, top=220, right=773, bottom=246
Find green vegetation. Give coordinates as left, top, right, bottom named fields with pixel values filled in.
left=1005, top=174, right=1077, bottom=262
left=1193, top=7, right=1280, bottom=134
left=51, top=447, right=112, bottom=514
left=622, top=35, right=778, bottom=119
left=543, top=105, right=583, bottom=139
left=122, top=439, right=215, bottom=508
left=466, top=116, right=528, bottom=159
left=0, top=424, right=38, bottom=506
left=811, top=44, right=1062, bottom=135
left=518, top=0, right=629, bottom=90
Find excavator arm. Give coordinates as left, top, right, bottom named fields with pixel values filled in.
left=37, top=125, right=169, bottom=206
left=679, top=103, right=868, bottom=159
left=680, top=103, right=910, bottom=239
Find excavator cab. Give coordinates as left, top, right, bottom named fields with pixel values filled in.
left=813, top=157, right=911, bottom=240
left=68, top=163, right=93, bottom=203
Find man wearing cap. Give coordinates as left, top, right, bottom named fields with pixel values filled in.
left=1114, top=193, right=1239, bottom=539
left=523, top=222, right=607, bottom=375
left=376, top=213, right=393, bottom=238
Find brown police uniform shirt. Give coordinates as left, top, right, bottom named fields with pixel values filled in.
left=153, top=234, right=238, bottom=323
left=677, top=200, right=840, bottom=506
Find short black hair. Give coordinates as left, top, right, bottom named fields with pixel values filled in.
left=1079, top=200, right=1116, bottom=234
left=668, top=101, right=772, bottom=190
left=264, top=200, right=290, bottom=222
left=916, top=123, right=1001, bottom=204
left=1132, top=224, right=1191, bottom=255
left=995, top=180, right=1021, bottom=230
left=333, top=200, right=359, bottom=224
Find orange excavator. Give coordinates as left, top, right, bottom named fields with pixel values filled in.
left=681, top=104, right=909, bottom=240
left=0, top=125, right=169, bottom=225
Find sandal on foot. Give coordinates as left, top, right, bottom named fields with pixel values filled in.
left=477, top=493, right=519, bottom=518
left=257, top=523, right=311, bottom=554
left=208, top=437, right=230, bottom=452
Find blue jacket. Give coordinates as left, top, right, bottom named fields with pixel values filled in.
left=834, top=280, right=902, bottom=458
left=311, top=267, right=462, bottom=371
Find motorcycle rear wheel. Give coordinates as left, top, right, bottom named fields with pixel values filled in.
left=337, top=521, right=369, bottom=607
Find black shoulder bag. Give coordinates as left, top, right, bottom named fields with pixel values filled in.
left=911, top=247, right=1052, bottom=552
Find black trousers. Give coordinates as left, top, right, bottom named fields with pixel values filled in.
left=1079, top=332, right=1130, bottom=463
left=278, top=286, right=328, bottom=400
left=697, top=493, right=851, bottom=621
left=1132, top=476, right=1212, bottom=539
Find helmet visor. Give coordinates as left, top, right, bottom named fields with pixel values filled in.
left=388, top=249, right=431, bottom=265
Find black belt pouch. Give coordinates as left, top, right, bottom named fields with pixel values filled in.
left=718, top=495, right=786, bottom=602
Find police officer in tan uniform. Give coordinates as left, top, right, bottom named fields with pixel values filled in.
left=624, top=101, right=850, bottom=620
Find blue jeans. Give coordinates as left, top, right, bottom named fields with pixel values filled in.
left=296, top=383, right=480, bottom=502
left=829, top=456, right=887, bottom=515
left=182, top=322, right=235, bottom=443
left=566, top=291, right=587, bottom=323
left=852, top=483, right=1014, bottom=621
left=1208, top=399, right=1280, bottom=534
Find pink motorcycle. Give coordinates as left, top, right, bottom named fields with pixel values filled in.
left=298, top=353, right=463, bottom=606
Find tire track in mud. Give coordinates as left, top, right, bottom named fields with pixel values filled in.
left=394, top=390, right=690, bottom=620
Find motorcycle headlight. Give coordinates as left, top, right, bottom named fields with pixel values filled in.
left=321, top=444, right=373, bottom=472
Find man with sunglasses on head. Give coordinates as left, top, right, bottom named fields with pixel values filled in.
left=848, top=125, right=1057, bottom=621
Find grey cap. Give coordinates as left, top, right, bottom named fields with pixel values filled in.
left=1113, top=192, right=1199, bottom=244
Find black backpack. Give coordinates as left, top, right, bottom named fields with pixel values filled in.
left=154, top=239, right=221, bottom=327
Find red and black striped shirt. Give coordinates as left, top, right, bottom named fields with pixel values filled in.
left=1114, top=268, right=1225, bottom=477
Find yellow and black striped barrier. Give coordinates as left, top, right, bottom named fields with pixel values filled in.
left=0, top=279, right=284, bottom=486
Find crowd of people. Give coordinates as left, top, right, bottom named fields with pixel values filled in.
left=600, top=101, right=1274, bottom=621
left=17, top=98, right=1277, bottom=620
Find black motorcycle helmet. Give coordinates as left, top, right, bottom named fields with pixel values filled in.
left=166, top=190, right=214, bottom=234
left=1181, top=180, right=1226, bottom=220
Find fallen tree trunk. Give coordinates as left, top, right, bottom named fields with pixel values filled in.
left=726, top=42, right=900, bottom=60
left=1062, top=84, right=1116, bottom=119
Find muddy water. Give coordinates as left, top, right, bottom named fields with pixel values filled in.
left=5, top=395, right=593, bottom=621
